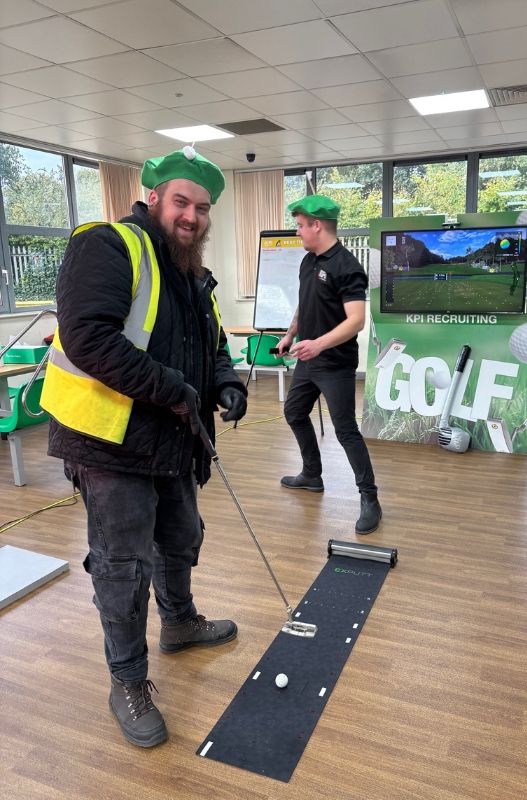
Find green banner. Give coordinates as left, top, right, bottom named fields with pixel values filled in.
left=363, top=213, right=527, bottom=454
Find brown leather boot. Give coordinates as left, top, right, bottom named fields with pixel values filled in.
left=159, top=614, right=237, bottom=653
left=109, top=676, right=168, bottom=748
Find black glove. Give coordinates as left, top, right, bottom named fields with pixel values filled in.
left=219, top=387, right=247, bottom=422
left=171, top=383, right=200, bottom=435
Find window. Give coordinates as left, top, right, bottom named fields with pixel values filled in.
left=1, top=144, right=69, bottom=228
left=393, top=159, right=467, bottom=217
left=73, top=161, right=103, bottom=224
left=478, top=153, right=527, bottom=213
left=284, top=172, right=308, bottom=228
left=0, top=142, right=102, bottom=313
left=316, top=163, right=383, bottom=229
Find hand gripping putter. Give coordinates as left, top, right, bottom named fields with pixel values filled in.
left=198, top=419, right=317, bottom=638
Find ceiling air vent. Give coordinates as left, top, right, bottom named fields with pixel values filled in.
left=217, top=118, right=285, bottom=135
left=488, top=85, right=527, bottom=107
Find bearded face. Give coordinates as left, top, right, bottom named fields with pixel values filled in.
left=147, top=178, right=211, bottom=275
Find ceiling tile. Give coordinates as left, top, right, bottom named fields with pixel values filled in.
left=105, top=130, right=185, bottom=150
left=199, top=68, right=300, bottom=98
left=360, top=117, right=431, bottom=135
left=376, top=129, right=443, bottom=144
left=0, top=82, right=47, bottom=107
left=64, top=117, right=146, bottom=138
left=276, top=142, right=338, bottom=157
left=451, top=0, right=527, bottom=35
left=0, top=0, right=54, bottom=26
left=277, top=54, right=381, bottom=89
left=495, top=104, right=527, bottom=121
left=324, top=135, right=382, bottom=150
left=12, top=98, right=101, bottom=124
left=16, top=125, right=94, bottom=146
left=467, top=27, right=527, bottom=65
left=243, top=130, right=313, bottom=146
left=0, top=43, right=49, bottom=75
left=115, top=108, right=198, bottom=130
left=175, top=0, right=322, bottom=35
left=369, top=38, right=471, bottom=78
left=501, top=119, right=527, bottom=134
left=0, top=109, right=45, bottom=133
left=392, top=67, right=484, bottom=99
left=312, top=80, right=401, bottom=107
left=67, top=52, right=184, bottom=88
left=73, top=138, right=139, bottom=159
left=67, top=90, right=161, bottom=115
left=2, top=66, right=113, bottom=98
left=332, top=0, right=459, bottom=52
left=71, top=0, right=218, bottom=50
left=181, top=100, right=260, bottom=124
left=424, top=108, right=498, bottom=128
left=300, top=123, right=369, bottom=140
left=0, top=17, right=127, bottom=63
left=272, top=109, right=351, bottom=128
left=232, top=21, right=356, bottom=66
left=316, top=0, right=415, bottom=11
left=478, top=60, right=527, bottom=89
left=340, top=100, right=416, bottom=122
left=241, top=91, right=327, bottom=116
left=436, top=122, right=503, bottom=139
left=144, top=39, right=264, bottom=77
left=127, top=78, right=226, bottom=108
left=38, top=0, right=118, bottom=9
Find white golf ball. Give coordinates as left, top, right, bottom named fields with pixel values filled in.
left=509, top=323, right=527, bottom=364
left=275, top=673, right=288, bottom=689
left=427, top=370, right=450, bottom=389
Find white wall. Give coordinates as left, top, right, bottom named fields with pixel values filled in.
left=205, top=170, right=370, bottom=373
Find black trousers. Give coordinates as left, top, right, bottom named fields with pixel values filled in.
left=284, top=360, right=377, bottom=495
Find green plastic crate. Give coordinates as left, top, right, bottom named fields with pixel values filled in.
left=3, top=345, right=49, bottom=364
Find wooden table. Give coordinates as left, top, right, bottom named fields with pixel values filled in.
left=0, top=362, right=45, bottom=485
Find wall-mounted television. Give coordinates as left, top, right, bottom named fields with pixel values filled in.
left=380, top=226, right=527, bottom=314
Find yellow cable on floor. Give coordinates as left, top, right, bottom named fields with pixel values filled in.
left=0, top=492, right=79, bottom=534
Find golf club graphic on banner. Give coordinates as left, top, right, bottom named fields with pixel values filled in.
left=362, top=211, right=527, bottom=455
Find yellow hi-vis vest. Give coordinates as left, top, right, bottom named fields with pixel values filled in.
left=41, top=222, right=161, bottom=444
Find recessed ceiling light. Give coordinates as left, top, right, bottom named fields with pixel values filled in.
left=156, top=125, right=234, bottom=142
left=409, top=89, right=489, bottom=115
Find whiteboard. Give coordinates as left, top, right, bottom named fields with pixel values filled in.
left=253, top=231, right=306, bottom=330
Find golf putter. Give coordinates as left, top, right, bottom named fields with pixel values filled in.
left=486, top=419, right=513, bottom=453
left=374, top=337, right=407, bottom=369
left=437, top=344, right=471, bottom=453
left=198, top=419, right=317, bottom=638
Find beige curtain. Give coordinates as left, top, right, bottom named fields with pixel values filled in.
left=99, top=161, right=143, bottom=222
left=234, top=170, right=284, bottom=297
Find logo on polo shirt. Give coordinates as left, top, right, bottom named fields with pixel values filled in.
left=317, top=269, right=327, bottom=282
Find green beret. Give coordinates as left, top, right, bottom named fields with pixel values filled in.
left=288, top=194, right=340, bottom=220
left=141, top=146, right=225, bottom=204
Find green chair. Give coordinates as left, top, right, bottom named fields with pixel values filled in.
left=240, top=334, right=293, bottom=401
left=225, top=340, right=244, bottom=366
left=0, top=378, right=49, bottom=486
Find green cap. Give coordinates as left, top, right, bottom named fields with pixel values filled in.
left=288, top=194, right=340, bottom=220
left=141, top=146, right=225, bottom=204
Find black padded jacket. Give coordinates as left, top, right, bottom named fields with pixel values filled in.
left=47, top=201, right=245, bottom=484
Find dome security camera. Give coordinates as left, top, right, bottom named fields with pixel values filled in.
left=246, top=153, right=256, bottom=163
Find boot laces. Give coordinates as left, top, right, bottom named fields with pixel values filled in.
left=125, top=679, right=159, bottom=721
left=191, top=614, right=214, bottom=632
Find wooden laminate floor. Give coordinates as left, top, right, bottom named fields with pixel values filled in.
left=1, top=373, right=526, bottom=800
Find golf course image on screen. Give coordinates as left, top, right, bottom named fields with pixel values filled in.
left=381, top=226, right=527, bottom=314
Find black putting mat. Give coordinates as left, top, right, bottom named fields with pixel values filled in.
left=196, top=553, right=393, bottom=782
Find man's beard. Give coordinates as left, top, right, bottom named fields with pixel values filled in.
left=148, top=206, right=210, bottom=276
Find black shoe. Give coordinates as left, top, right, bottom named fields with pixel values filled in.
left=280, top=473, right=324, bottom=492
left=109, top=676, right=168, bottom=748
left=160, top=614, right=237, bottom=653
left=355, top=494, right=382, bottom=535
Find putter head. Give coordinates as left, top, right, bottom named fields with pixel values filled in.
left=438, top=426, right=470, bottom=453
left=282, top=620, right=317, bottom=638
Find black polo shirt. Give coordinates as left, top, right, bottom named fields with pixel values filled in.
left=298, top=240, right=367, bottom=368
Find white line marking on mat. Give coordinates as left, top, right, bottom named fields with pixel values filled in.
left=252, top=671, right=261, bottom=680
left=319, top=687, right=327, bottom=697
left=295, top=612, right=301, bottom=618
left=353, top=623, right=358, bottom=629
left=200, top=741, right=213, bottom=756
left=345, top=637, right=351, bottom=643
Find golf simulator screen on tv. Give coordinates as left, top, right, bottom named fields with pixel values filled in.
left=380, top=226, right=527, bottom=314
